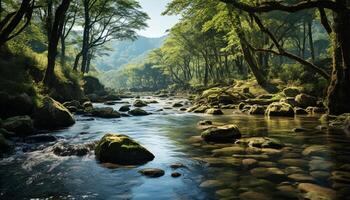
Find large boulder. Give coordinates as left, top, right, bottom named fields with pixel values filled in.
left=265, top=102, right=294, bottom=117
left=95, top=133, right=155, bottom=165
left=0, top=133, right=11, bottom=154
left=248, top=105, right=266, bottom=115
left=119, top=105, right=131, bottom=112
left=133, top=100, right=148, bottom=107
left=201, top=124, right=241, bottom=143
left=33, top=97, right=75, bottom=129
left=2, top=115, right=34, bottom=135
left=128, top=108, right=149, bottom=116
left=295, top=93, right=317, bottom=108
left=0, top=92, right=34, bottom=118
left=282, top=87, right=300, bottom=97
left=91, top=107, right=121, bottom=118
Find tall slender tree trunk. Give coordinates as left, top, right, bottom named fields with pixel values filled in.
left=60, top=32, right=66, bottom=67
left=43, top=0, right=71, bottom=87
left=307, top=20, right=315, bottom=62
left=81, top=0, right=90, bottom=73
left=326, top=3, right=350, bottom=115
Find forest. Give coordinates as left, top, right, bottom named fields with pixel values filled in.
left=0, top=0, right=350, bottom=200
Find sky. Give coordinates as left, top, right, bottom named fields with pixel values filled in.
left=137, top=0, right=180, bottom=38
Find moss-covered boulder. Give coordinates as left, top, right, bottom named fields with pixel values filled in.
left=265, top=102, right=294, bottom=117
left=91, top=107, right=121, bottom=118
left=248, top=105, right=266, bottom=115
left=295, top=93, right=317, bottom=108
left=128, top=108, right=149, bottom=116
left=205, top=108, right=224, bottom=115
left=119, top=105, right=131, bottom=112
left=133, top=100, right=148, bottom=107
left=201, top=124, right=241, bottom=143
left=0, top=133, right=11, bottom=154
left=294, top=107, right=308, bottom=115
left=95, top=133, right=155, bottom=165
left=193, top=105, right=209, bottom=113
left=3, top=115, right=34, bottom=135
left=282, top=87, right=300, bottom=97
left=172, top=102, right=183, bottom=108
left=33, top=97, right=75, bottom=129
left=0, top=92, right=35, bottom=118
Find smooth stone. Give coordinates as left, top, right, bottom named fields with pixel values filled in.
left=302, top=145, right=334, bottom=157
left=330, top=171, right=350, bottom=184
left=172, top=102, right=183, bottom=107
left=133, top=100, right=148, bottom=107
left=242, top=159, right=258, bottom=168
left=239, top=191, right=272, bottom=200
left=261, top=148, right=283, bottom=156
left=288, top=173, right=316, bottom=182
left=201, top=124, right=241, bottom=143
left=310, top=171, right=330, bottom=180
left=212, top=146, right=245, bottom=156
left=170, top=163, right=186, bottom=169
left=265, top=102, right=294, bottom=117
left=199, top=180, right=224, bottom=188
left=194, top=157, right=241, bottom=168
left=298, top=183, right=337, bottom=200
left=197, top=120, right=212, bottom=126
left=281, top=152, right=301, bottom=159
left=206, top=108, right=224, bottom=115
left=278, top=159, right=308, bottom=168
left=309, top=159, right=335, bottom=171
left=250, top=167, right=285, bottom=180
left=232, top=154, right=269, bottom=160
left=215, top=188, right=235, bottom=197
left=118, top=105, right=131, bottom=112
left=258, top=161, right=277, bottom=168
left=171, top=172, right=181, bottom=178
left=90, top=107, right=120, bottom=118
left=284, top=166, right=306, bottom=175
left=49, top=142, right=95, bottom=156
left=138, top=168, right=164, bottom=178
left=128, top=108, right=149, bottom=116
left=238, top=176, right=275, bottom=188
left=237, top=137, right=284, bottom=149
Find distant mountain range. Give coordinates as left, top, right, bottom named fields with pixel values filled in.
left=95, top=35, right=166, bottom=71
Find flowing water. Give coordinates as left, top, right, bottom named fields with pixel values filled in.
left=1, top=96, right=350, bottom=200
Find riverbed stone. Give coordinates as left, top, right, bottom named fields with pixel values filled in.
left=50, top=141, right=95, bottom=156
left=133, top=100, right=148, bottom=107
left=2, top=115, right=34, bottom=135
left=197, top=120, right=212, bottom=126
left=278, top=159, right=308, bottom=168
left=283, top=87, right=300, bottom=97
left=239, top=191, right=272, bottom=200
left=171, top=172, right=181, bottom=177
left=258, top=161, right=277, bottom=168
left=194, top=157, right=242, bottom=168
left=310, top=171, right=330, bottom=180
left=212, top=146, right=245, bottom=156
left=330, top=171, right=350, bottom=184
left=215, top=188, right=235, bottom=197
left=201, top=124, right=241, bottom=143
left=170, top=162, right=186, bottom=169
left=128, top=108, right=149, bottom=116
left=172, top=102, right=183, bottom=107
left=205, top=108, right=224, bottom=115
left=193, top=105, right=209, bottom=113
left=91, top=107, right=121, bottom=118
left=298, top=183, right=337, bottom=200
left=265, top=102, right=294, bottom=117
left=294, top=107, right=308, bottom=115
left=119, top=105, right=131, bottom=112
left=138, top=168, right=164, bottom=178
left=95, top=133, right=155, bottom=165
left=242, top=158, right=258, bottom=168
left=200, top=180, right=224, bottom=188
left=288, top=173, right=316, bottom=182
left=237, top=137, right=284, bottom=149
left=33, top=97, right=75, bottom=128
left=250, top=167, right=285, bottom=180
left=261, top=148, right=283, bottom=157
left=302, top=145, right=334, bottom=157
left=309, top=159, right=335, bottom=171
left=284, top=166, right=305, bottom=175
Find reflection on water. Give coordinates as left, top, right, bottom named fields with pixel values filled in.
left=1, top=97, right=350, bottom=199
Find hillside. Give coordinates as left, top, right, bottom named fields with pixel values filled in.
left=95, top=35, right=166, bottom=71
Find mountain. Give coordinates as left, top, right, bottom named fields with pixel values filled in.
left=95, top=35, right=166, bottom=71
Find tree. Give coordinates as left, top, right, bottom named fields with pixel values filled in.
left=43, top=0, right=71, bottom=87
left=220, top=0, right=350, bottom=115
left=0, top=0, right=35, bottom=46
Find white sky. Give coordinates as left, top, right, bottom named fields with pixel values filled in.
left=137, top=0, right=180, bottom=38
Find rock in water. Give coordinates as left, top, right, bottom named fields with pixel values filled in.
left=33, top=97, right=75, bottom=129
left=248, top=105, right=266, bottom=115
left=283, top=87, right=300, bottom=97
left=95, top=133, right=154, bottom=165
left=128, top=108, right=149, bottom=116
left=119, top=105, right=131, bottom=112
left=138, top=168, right=165, bottom=178
left=201, top=124, right=241, bottom=143
left=265, top=102, right=294, bottom=117
left=2, top=115, right=34, bottom=135
left=133, top=100, right=148, bottom=107
left=295, top=93, right=317, bottom=108
left=91, top=107, right=121, bottom=118
left=205, top=108, right=224, bottom=115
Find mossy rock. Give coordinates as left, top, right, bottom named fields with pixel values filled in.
left=202, top=87, right=224, bottom=98
left=3, top=115, right=34, bottom=135
left=295, top=93, right=317, bottom=108
left=0, top=92, right=35, bottom=118
left=283, top=87, right=300, bottom=97
left=294, top=107, right=308, bottom=115
left=265, top=102, right=294, bottom=117
left=128, top=108, right=149, bottom=116
left=201, top=124, right=241, bottom=143
left=237, top=137, right=284, bottom=149
left=205, top=108, right=224, bottom=115
left=119, top=105, right=131, bottom=112
left=248, top=105, right=266, bottom=115
left=133, top=100, right=148, bottom=107
left=193, top=105, right=209, bottom=113
left=33, top=97, right=75, bottom=129
left=90, top=107, right=121, bottom=118
left=95, top=133, right=155, bottom=165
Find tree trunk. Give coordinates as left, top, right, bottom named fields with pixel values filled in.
left=60, top=32, right=66, bottom=67
left=43, top=0, right=71, bottom=87
left=73, top=51, right=82, bottom=71
left=326, top=3, right=350, bottom=115
left=307, top=19, right=315, bottom=62
left=81, top=0, right=90, bottom=73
